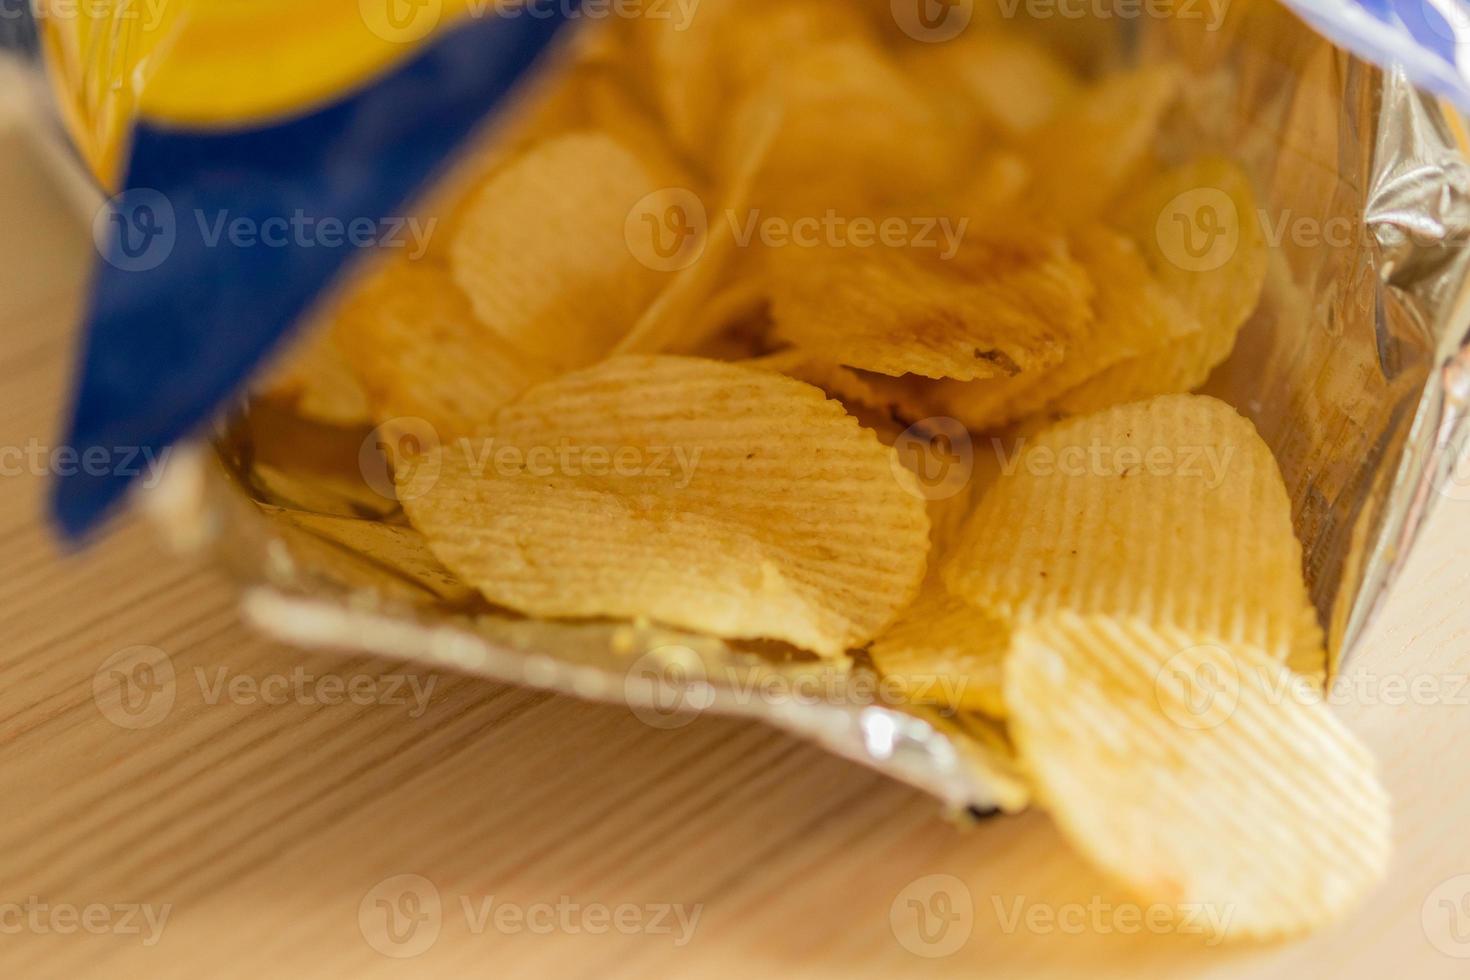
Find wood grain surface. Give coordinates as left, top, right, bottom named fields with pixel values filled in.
left=3, top=78, right=1470, bottom=980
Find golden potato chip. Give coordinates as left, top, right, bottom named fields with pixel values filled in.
left=1050, top=312, right=1241, bottom=416
left=614, top=100, right=780, bottom=357
left=900, top=702, right=1032, bottom=814
left=1113, top=156, right=1267, bottom=335
left=1052, top=158, right=1269, bottom=412
left=918, top=225, right=1196, bottom=429
left=868, top=584, right=1010, bottom=717
left=450, top=131, right=689, bottom=373
left=256, top=504, right=478, bottom=604
left=902, top=32, right=1080, bottom=139
left=744, top=37, right=970, bottom=212
left=768, top=222, right=1094, bottom=380
left=257, top=326, right=372, bottom=426
left=334, top=256, right=550, bottom=439
left=637, top=0, right=871, bottom=164
left=397, top=355, right=931, bottom=657
left=944, top=395, right=1317, bottom=666
left=1027, top=65, right=1179, bottom=220
left=1006, top=614, right=1390, bottom=940
left=742, top=349, right=894, bottom=419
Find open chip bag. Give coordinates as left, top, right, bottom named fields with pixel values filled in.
left=27, top=0, right=1470, bottom=942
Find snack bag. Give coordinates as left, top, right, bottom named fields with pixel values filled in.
left=26, top=0, right=1470, bottom=941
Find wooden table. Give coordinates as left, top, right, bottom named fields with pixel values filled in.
left=4, top=71, right=1470, bottom=980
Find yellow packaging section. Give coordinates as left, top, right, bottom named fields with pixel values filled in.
left=38, top=0, right=483, bottom=186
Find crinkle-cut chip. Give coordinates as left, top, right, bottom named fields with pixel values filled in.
left=256, top=504, right=478, bottom=604
left=768, top=223, right=1094, bottom=380
left=903, top=32, right=1080, bottom=139
left=1027, top=66, right=1179, bottom=221
left=1049, top=308, right=1240, bottom=415
left=450, top=131, right=689, bottom=373
left=333, top=256, right=550, bottom=439
left=638, top=0, right=871, bottom=163
left=1007, top=614, right=1390, bottom=940
left=615, top=99, right=780, bottom=358
left=397, top=355, right=931, bottom=657
left=742, top=350, right=894, bottom=418
left=257, top=326, right=372, bottom=426
left=869, top=584, right=1010, bottom=717
left=919, top=225, right=1197, bottom=429
left=944, top=395, right=1315, bottom=665
left=1048, top=157, right=1270, bottom=412
left=743, top=38, right=970, bottom=212
left=1110, top=156, right=1267, bottom=338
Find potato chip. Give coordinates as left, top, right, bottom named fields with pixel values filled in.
left=918, top=225, right=1196, bottom=429
left=868, top=584, right=1010, bottom=717
left=1027, top=66, right=1179, bottom=221
left=334, top=255, right=550, bottom=439
left=614, top=98, right=780, bottom=358
left=397, top=355, right=931, bottom=657
left=743, top=37, right=970, bottom=212
left=256, top=325, right=372, bottom=426
left=944, top=395, right=1317, bottom=666
left=450, top=131, right=689, bottom=373
left=741, top=349, right=894, bottom=419
left=1006, top=614, right=1390, bottom=940
left=903, top=32, right=1080, bottom=139
left=1051, top=160, right=1267, bottom=413
left=256, top=504, right=478, bottom=604
left=768, top=222, right=1094, bottom=380
left=637, top=0, right=871, bottom=165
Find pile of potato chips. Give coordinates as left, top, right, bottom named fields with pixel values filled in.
left=257, top=1, right=1391, bottom=943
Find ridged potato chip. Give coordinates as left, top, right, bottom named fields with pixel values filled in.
left=944, top=395, right=1321, bottom=666
left=334, top=256, right=550, bottom=439
left=741, top=350, right=893, bottom=419
left=1053, top=158, right=1267, bottom=412
left=397, top=355, right=931, bottom=657
left=1027, top=66, right=1179, bottom=220
left=868, top=585, right=1010, bottom=717
left=918, top=225, right=1195, bottom=429
left=1006, top=614, right=1390, bottom=940
left=768, top=222, right=1094, bottom=380
left=450, top=131, right=689, bottom=373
